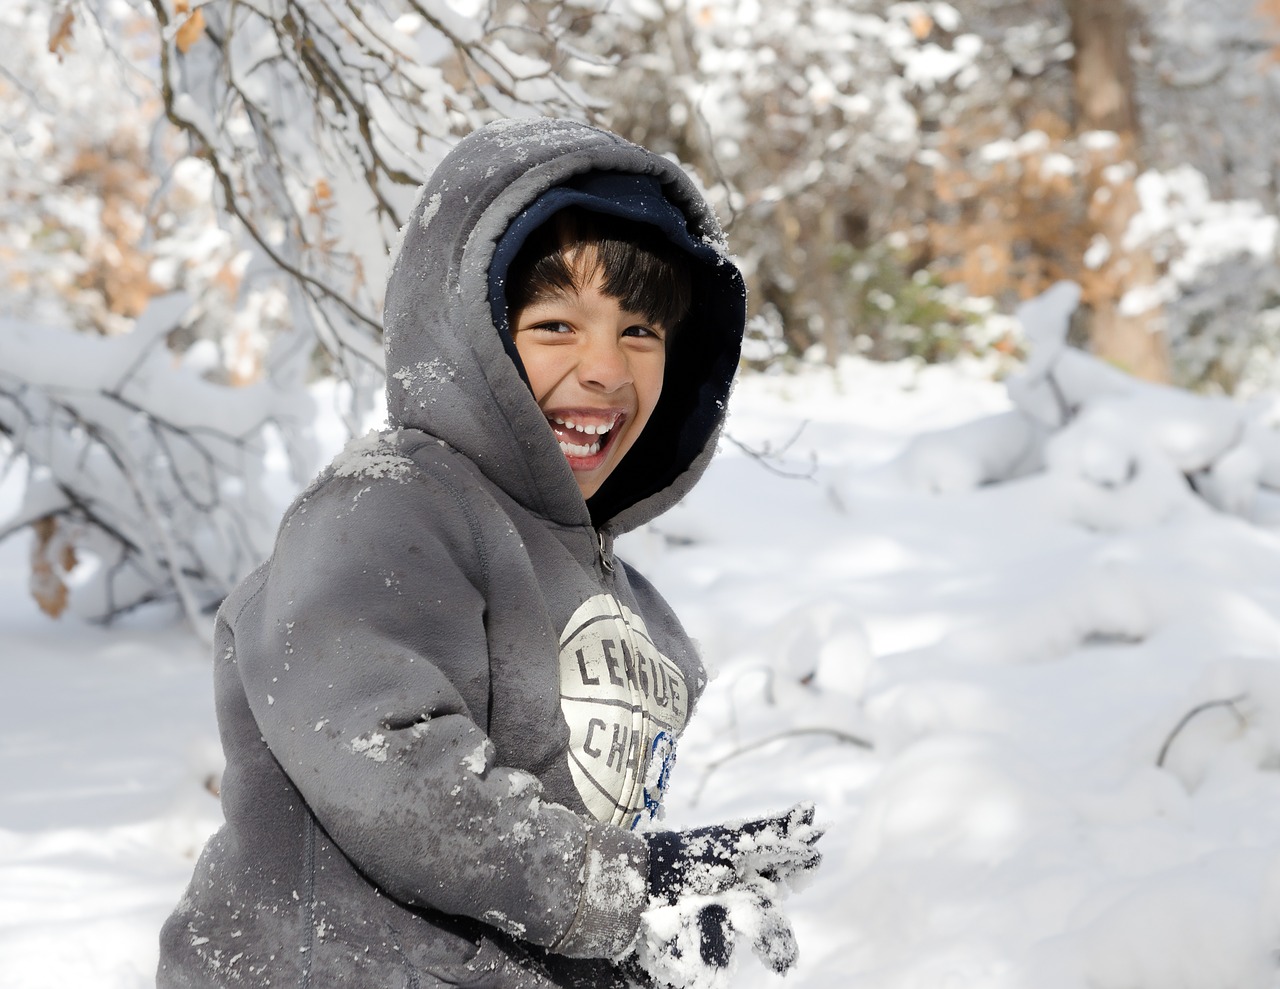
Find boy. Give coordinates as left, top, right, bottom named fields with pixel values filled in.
left=159, top=118, right=821, bottom=989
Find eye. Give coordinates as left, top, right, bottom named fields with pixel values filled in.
left=529, top=320, right=572, bottom=335
left=622, top=324, right=664, bottom=341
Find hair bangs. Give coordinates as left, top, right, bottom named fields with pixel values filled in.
left=506, top=208, right=693, bottom=335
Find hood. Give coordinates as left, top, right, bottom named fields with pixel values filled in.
left=383, top=118, right=746, bottom=533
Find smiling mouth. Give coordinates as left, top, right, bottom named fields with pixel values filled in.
left=547, top=412, right=623, bottom=460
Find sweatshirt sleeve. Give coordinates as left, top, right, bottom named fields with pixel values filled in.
left=226, top=464, right=648, bottom=958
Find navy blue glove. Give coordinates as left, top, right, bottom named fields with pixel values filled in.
left=646, top=802, right=823, bottom=904
left=696, top=903, right=730, bottom=969
left=631, top=803, right=822, bottom=982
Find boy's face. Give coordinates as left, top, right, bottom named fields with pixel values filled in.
left=512, top=265, right=667, bottom=500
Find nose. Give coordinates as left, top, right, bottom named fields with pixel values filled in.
left=577, top=334, right=632, bottom=393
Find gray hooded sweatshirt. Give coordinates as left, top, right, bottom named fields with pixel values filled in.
left=158, top=118, right=746, bottom=989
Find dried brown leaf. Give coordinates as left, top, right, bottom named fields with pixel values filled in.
left=30, top=517, right=70, bottom=619
left=908, top=10, right=934, bottom=41
left=1259, top=0, right=1280, bottom=62
left=48, top=6, right=75, bottom=60
left=176, top=8, right=206, bottom=54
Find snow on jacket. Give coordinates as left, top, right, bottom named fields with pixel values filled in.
left=158, top=118, right=746, bottom=988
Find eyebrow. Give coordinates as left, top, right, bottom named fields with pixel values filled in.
left=513, top=284, right=666, bottom=332
left=520, top=288, right=580, bottom=309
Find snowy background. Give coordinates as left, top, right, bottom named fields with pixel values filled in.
left=9, top=287, right=1280, bottom=987
left=10, top=0, right=1280, bottom=984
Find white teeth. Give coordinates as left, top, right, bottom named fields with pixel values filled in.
left=559, top=439, right=602, bottom=457
left=551, top=414, right=620, bottom=437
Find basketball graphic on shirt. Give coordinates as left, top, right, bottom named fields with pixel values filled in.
left=558, top=594, right=688, bottom=828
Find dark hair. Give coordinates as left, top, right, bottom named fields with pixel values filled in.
left=506, top=207, right=693, bottom=335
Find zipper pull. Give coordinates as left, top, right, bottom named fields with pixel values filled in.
left=597, top=530, right=614, bottom=574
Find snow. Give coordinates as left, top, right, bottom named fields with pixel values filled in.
left=350, top=732, right=390, bottom=762
left=330, top=429, right=415, bottom=481
left=9, top=339, right=1280, bottom=986
left=462, top=741, right=490, bottom=774
left=0, top=563, right=219, bottom=987
left=635, top=882, right=798, bottom=988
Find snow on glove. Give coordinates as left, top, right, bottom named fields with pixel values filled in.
left=646, top=801, right=823, bottom=902
left=626, top=880, right=799, bottom=989
left=625, top=802, right=822, bottom=988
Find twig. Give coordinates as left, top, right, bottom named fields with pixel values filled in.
left=1044, top=367, right=1077, bottom=426
left=691, top=727, right=872, bottom=806
left=722, top=421, right=817, bottom=480
left=1156, top=694, right=1248, bottom=768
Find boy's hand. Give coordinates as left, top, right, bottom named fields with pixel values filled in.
left=646, top=801, right=823, bottom=902
left=626, top=802, right=822, bottom=986
left=625, top=883, right=799, bottom=988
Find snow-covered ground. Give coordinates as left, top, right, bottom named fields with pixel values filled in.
left=7, top=346, right=1280, bottom=988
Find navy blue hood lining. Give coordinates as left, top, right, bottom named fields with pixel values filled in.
left=485, top=171, right=746, bottom=527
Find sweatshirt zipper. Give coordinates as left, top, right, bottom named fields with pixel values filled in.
left=597, top=529, right=615, bottom=576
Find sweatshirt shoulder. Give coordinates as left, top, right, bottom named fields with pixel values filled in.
left=220, top=429, right=500, bottom=637
left=287, top=428, right=486, bottom=521
left=265, top=428, right=500, bottom=583
left=324, top=427, right=472, bottom=485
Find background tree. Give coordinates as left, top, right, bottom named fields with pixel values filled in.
left=581, top=0, right=1280, bottom=384
left=0, top=0, right=594, bottom=632
left=1064, top=0, right=1170, bottom=381
left=6, top=0, right=1280, bottom=631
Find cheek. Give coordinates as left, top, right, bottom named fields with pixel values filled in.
left=514, top=343, right=557, bottom=404
left=637, top=356, right=666, bottom=422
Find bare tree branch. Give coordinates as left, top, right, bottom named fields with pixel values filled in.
left=1156, top=694, right=1249, bottom=768
left=691, top=727, right=873, bottom=806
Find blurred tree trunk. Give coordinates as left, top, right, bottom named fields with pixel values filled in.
left=1067, top=0, right=1138, bottom=134
left=1066, top=0, right=1171, bottom=382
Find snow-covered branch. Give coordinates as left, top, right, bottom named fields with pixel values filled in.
left=130, top=0, right=597, bottom=412
left=888, top=281, right=1280, bottom=527
left=0, top=0, right=600, bottom=626
left=0, top=303, right=313, bottom=636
